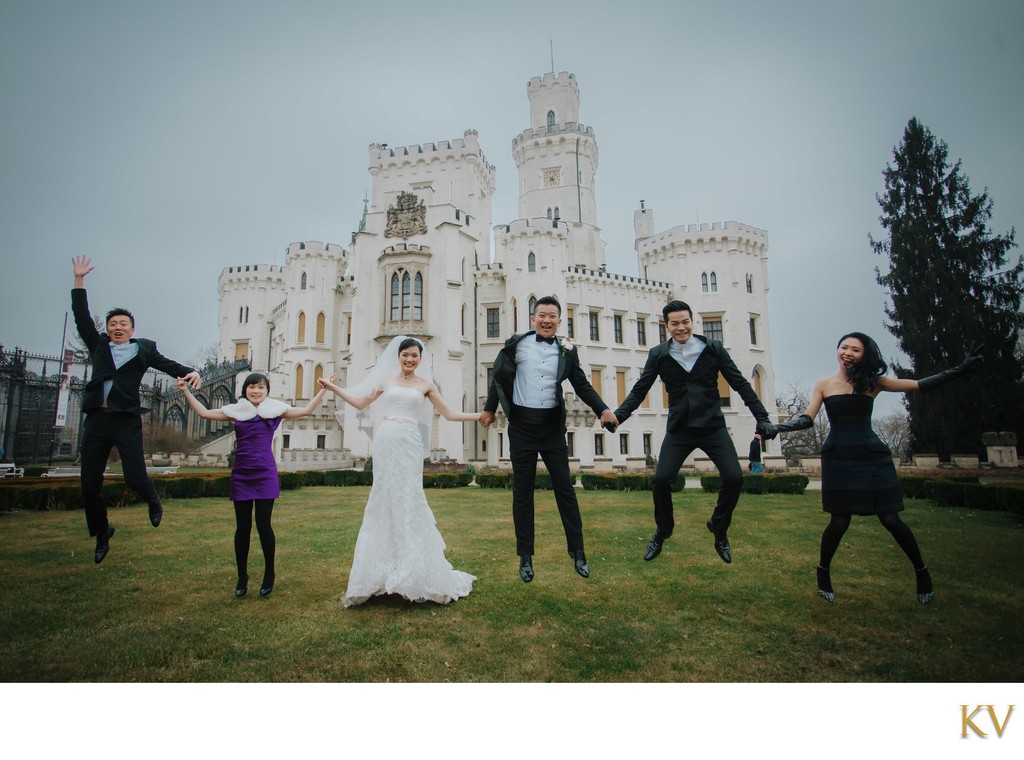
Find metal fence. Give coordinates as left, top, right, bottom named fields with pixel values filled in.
left=0, top=345, right=249, bottom=465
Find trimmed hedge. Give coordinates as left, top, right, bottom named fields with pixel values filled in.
left=579, top=473, right=685, bottom=492
left=898, top=476, right=1024, bottom=515
left=475, top=472, right=513, bottom=489
left=700, top=473, right=810, bottom=495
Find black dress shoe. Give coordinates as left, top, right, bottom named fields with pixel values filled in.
left=572, top=549, right=590, bottom=578
left=259, top=573, right=275, bottom=597
left=235, top=575, right=249, bottom=598
left=148, top=501, right=163, bottom=527
left=643, top=532, right=667, bottom=561
left=94, top=525, right=115, bottom=564
left=816, top=565, right=835, bottom=603
left=706, top=519, right=731, bottom=564
left=519, top=555, right=534, bottom=583
left=915, top=566, right=934, bottom=605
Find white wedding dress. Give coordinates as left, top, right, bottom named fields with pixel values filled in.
left=342, top=385, right=475, bottom=607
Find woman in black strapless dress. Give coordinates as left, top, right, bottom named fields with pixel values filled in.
left=762, top=332, right=981, bottom=605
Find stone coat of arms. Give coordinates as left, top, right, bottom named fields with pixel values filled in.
left=384, top=191, right=428, bottom=239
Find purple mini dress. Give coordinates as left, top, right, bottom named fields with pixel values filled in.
left=230, top=416, right=283, bottom=501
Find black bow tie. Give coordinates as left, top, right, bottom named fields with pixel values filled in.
left=535, top=334, right=555, bottom=344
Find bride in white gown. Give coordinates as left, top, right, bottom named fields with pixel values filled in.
left=318, top=336, right=481, bottom=606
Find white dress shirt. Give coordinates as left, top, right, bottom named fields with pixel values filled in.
left=669, top=335, right=706, bottom=372
left=102, top=341, right=140, bottom=406
left=512, top=336, right=560, bottom=408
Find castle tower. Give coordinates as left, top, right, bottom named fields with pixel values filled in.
left=510, top=72, right=605, bottom=270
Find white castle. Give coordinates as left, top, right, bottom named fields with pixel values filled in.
left=216, top=71, right=777, bottom=470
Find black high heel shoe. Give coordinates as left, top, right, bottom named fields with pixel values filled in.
left=915, top=566, right=934, bottom=605
left=816, top=565, right=835, bottom=603
left=235, top=575, right=248, bottom=598
left=259, top=572, right=275, bottom=597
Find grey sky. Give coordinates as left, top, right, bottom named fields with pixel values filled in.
left=2, top=0, right=1021, bottom=416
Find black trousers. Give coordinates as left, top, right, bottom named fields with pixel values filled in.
left=652, top=426, right=742, bottom=537
left=80, top=411, right=160, bottom=537
left=508, top=406, right=583, bottom=557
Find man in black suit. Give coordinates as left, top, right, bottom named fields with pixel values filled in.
left=72, top=256, right=201, bottom=563
left=611, top=300, right=773, bottom=564
left=480, top=296, right=618, bottom=583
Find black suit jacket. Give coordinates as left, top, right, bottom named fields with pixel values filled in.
left=484, top=332, right=609, bottom=425
left=614, top=336, right=769, bottom=432
left=72, top=288, right=195, bottom=415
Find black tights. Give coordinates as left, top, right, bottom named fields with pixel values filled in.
left=234, top=499, right=275, bottom=582
left=818, top=512, right=925, bottom=571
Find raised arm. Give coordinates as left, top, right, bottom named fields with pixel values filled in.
left=425, top=382, right=482, bottom=422
left=283, top=380, right=331, bottom=419
left=72, top=255, right=94, bottom=288
left=176, top=377, right=231, bottom=421
left=317, top=376, right=382, bottom=410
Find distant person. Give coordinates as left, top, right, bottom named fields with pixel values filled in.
left=319, top=336, right=481, bottom=606
left=762, top=331, right=981, bottom=604
left=609, top=300, right=774, bottom=564
left=71, top=256, right=201, bottom=564
left=480, top=296, right=618, bottom=583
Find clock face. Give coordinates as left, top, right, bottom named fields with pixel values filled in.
left=544, top=170, right=560, bottom=188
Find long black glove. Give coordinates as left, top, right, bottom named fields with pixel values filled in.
left=918, top=344, right=983, bottom=393
left=759, top=414, right=813, bottom=440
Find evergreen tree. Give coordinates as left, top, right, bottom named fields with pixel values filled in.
left=872, top=117, right=1024, bottom=459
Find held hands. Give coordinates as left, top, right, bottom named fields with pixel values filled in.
left=175, top=377, right=189, bottom=392
left=755, top=419, right=778, bottom=440
left=181, top=371, right=201, bottom=390
left=600, top=409, right=619, bottom=432
left=479, top=411, right=495, bottom=428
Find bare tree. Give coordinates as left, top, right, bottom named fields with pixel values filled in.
left=874, top=408, right=911, bottom=462
left=189, top=342, right=221, bottom=373
left=775, top=380, right=830, bottom=463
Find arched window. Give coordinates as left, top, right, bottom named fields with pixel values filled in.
left=314, top=364, right=324, bottom=387
left=710, top=272, right=718, bottom=292
left=401, top=271, right=411, bottom=320
left=511, top=298, right=518, bottom=332
left=529, top=296, right=537, bottom=316
left=238, top=306, right=243, bottom=323
left=300, top=272, right=307, bottom=290
left=701, top=273, right=709, bottom=293
left=746, top=273, right=754, bottom=294
left=390, top=272, right=401, bottom=320
left=528, top=252, right=536, bottom=272
left=546, top=208, right=552, bottom=219
left=461, top=304, right=466, bottom=337
left=244, top=306, right=249, bottom=323
left=297, top=311, right=306, bottom=343
left=413, top=272, right=423, bottom=320
left=751, top=366, right=763, bottom=399
left=547, top=110, right=556, bottom=128
left=316, top=312, right=326, bottom=343
left=553, top=207, right=560, bottom=219
left=294, top=364, right=304, bottom=399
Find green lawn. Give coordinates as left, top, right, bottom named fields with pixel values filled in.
left=1, top=486, right=1021, bottom=682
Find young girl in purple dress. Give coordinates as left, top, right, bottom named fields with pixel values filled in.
left=178, top=373, right=328, bottom=598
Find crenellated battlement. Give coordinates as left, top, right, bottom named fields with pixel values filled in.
left=494, top=217, right=570, bottom=241
left=637, top=221, right=768, bottom=259
left=218, top=263, right=286, bottom=285
left=369, top=129, right=496, bottom=181
left=527, top=71, right=577, bottom=92
left=284, top=240, right=346, bottom=258
left=512, top=122, right=594, bottom=148
left=565, top=265, right=673, bottom=293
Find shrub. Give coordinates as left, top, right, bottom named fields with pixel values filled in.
left=204, top=476, right=233, bottom=498
left=165, top=477, right=206, bottom=499
left=767, top=474, right=809, bottom=494
left=424, top=473, right=468, bottom=489
left=580, top=472, right=683, bottom=491
left=475, top=472, right=512, bottom=489
left=279, top=472, right=306, bottom=490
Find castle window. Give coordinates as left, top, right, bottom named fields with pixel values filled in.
left=529, top=296, right=537, bottom=316
left=546, top=208, right=552, bottom=219
left=710, top=272, right=718, bottom=292
left=294, top=364, right=304, bottom=399
left=316, top=312, right=326, bottom=343
left=613, top=315, right=624, bottom=344
left=643, top=433, right=652, bottom=456
left=567, top=308, right=575, bottom=339
left=486, top=307, right=500, bottom=338
left=314, top=363, right=324, bottom=389
left=238, top=306, right=243, bottom=324
left=718, top=372, right=731, bottom=408
left=297, top=311, right=306, bottom=343
left=413, top=272, right=423, bottom=320
left=619, top=434, right=629, bottom=456
left=461, top=304, right=466, bottom=337
left=553, top=207, right=560, bottom=220
left=566, top=432, right=574, bottom=458
left=589, top=312, right=599, bottom=341
left=749, top=317, right=758, bottom=346
left=528, top=252, right=536, bottom=272
left=746, top=273, right=754, bottom=294
left=594, top=433, right=604, bottom=456
left=701, top=273, right=709, bottom=293
left=658, top=321, right=667, bottom=343
left=245, top=306, right=249, bottom=323
left=390, top=272, right=401, bottom=320
left=402, top=271, right=411, bottom=320
left=316, top=435, right=326, bottom=450
left=512, top=298, right=518, bottom=332
left=703, top=318, right=723, bottom=344
left=637, top=319, right=647, bottom=346
left=547, top=110, right=556, bottom=128
left=301, top=272, right=307, bottom=290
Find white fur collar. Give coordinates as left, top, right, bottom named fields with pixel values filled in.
left=220, top=397, right=290, bottom=421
